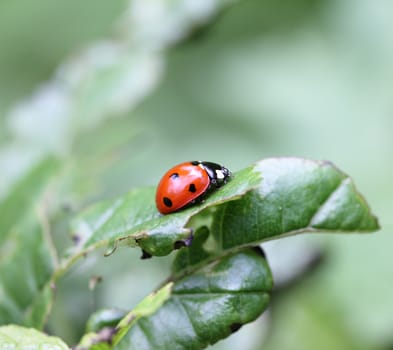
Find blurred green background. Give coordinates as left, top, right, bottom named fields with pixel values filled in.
left=0, top=0, right=392, bottom=349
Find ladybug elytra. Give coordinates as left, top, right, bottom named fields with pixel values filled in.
left=155, top=161, right=231, bottom=214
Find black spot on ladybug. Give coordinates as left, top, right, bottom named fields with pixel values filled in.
left=170, top=172, right=179, bottom=179
left=188, top=183, right=196, bottom=193
left=229, top=323, right=242, bottom=333
left=163, top=197, right=173, bottom=207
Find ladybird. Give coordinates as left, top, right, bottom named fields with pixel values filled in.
left=155, top=161, right=231, bottom=214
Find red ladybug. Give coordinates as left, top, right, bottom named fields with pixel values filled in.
left=155, top=161, right=231, bottom=214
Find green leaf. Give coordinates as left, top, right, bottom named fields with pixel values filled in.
left=70, top=165, right=260, bottom=258
left=0, top=325, right=69, bottom=350
left=76, top=247, right=272, bottom=350
left=73, top=157, right=378, bottom=350
left=70, top=158, right=378, bottom=261
left=77, top=283, right=173, bottom=349
left=211, top=158, right=379, bottom=250
left=120, top=250, right=271, bottom=350
left=0, top=158, right=60, bottom=328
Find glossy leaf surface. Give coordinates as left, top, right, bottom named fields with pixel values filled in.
left=71, top=158, right=378, bottom=260
left=211, top=158, right=379, bottom=250
left=76, top=247, right=272, bottom=350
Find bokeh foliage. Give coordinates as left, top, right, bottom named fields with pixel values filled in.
left=0, top=0, right=391, bottom=349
